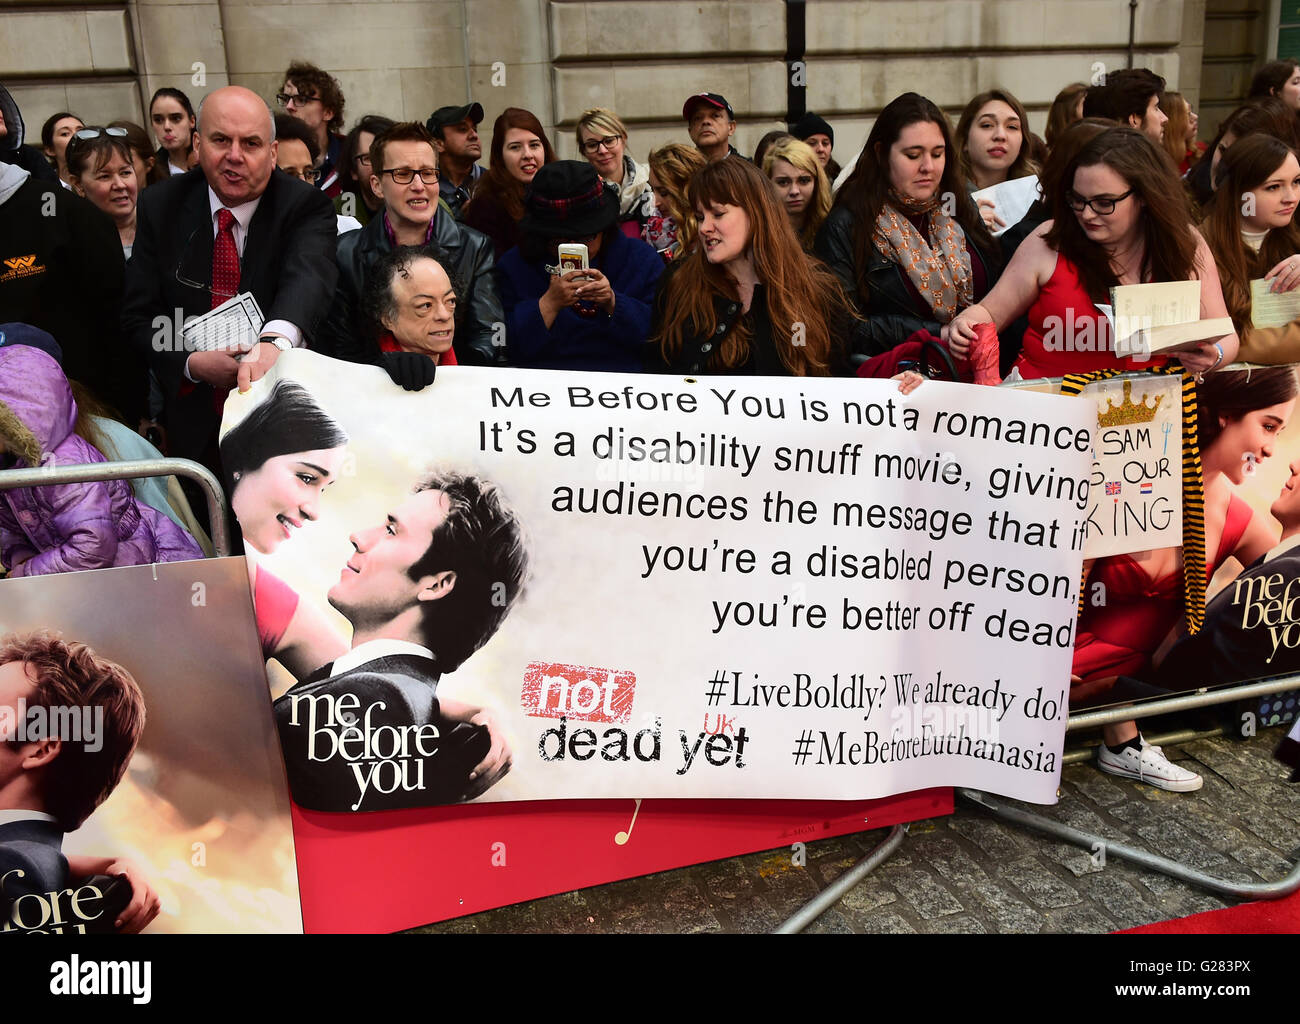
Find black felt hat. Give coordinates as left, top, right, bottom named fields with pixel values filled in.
left=519, top=161, right=620, bottom=237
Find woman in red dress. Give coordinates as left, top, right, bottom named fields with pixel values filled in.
left=946, top=126, right=1237, bottom=379
left=947, top=127, right=1252, bottom=789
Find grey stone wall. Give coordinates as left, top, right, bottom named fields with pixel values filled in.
left=0, top=1, right=1248, bottom=172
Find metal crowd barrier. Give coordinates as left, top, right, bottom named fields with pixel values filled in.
left=953, top=675, right=1300, bottom=905
left=778, top=682, right=1300, bottom=933
left=0, top=458, right=230, bottom=557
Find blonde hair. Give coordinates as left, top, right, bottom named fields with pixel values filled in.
left=576, top=107, right=628, bottom=147
left=762, top=137, right=831, bottom=249
left=648, top=142, right=707, bottom=250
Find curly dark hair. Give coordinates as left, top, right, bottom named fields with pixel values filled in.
left=282, top=59, right=346, bottom=132
left=362, top=245, right=463, bottom=345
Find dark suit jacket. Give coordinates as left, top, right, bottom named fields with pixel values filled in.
left=0, top=818, right=68, bottom=906
left=1155, top=544, right=1300, bottom=689
left=272, top=653, right=490, bottom=812
left=121, top=167, right=338, bottom=464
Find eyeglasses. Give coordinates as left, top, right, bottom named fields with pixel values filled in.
left=283, top=166, right=322, bottom=183
left=1066, top=189, right=1134, bottom=215
left=354, top=153, right=372, bottom=167
left=382, top=167, right=439, bottom=184
left=73, top=127, right=127, bottom=141
left=175, top=225, right=240, bottom=300
left=276, top=92, right=320, bottom=109
left=580, top=134, right=622, bottom=154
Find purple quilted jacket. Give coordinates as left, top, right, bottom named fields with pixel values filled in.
left=0, top=346, right=203, bottom=575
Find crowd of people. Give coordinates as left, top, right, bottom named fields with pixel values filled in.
left=5, top=58, right=1300, bottom=792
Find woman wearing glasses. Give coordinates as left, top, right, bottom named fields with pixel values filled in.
left=65, top=126, right=138, bottom=257
left=462, top=107, right=557, bottom=259
left=946, top=126, right=1238, bottom=379
left=576, top=108, right=654, bottom=237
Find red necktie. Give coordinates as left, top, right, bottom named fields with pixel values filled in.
left=205, top=208, right=242, bottom=411
left=212, top=208, right=240, bottom=309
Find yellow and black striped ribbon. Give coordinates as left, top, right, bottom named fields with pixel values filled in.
left=1059, top=367, right=1206, bottom=635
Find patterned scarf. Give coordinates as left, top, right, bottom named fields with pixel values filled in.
left=872, top=189, right=973, bottom=323
left=1060, top=367, right=1206, bottom=635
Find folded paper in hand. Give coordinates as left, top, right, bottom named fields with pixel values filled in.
left=181, top=292, right=265, bottom=353
left=1109, top=280, right=1233, bottom=358
left=970, top=175, right=1040, bottom=238
left=1249, top=278, right=1300, bottom=330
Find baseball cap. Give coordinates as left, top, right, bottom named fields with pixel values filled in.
left=683, top=93, right=735, bottom=121
left=426, top=101, right=485, bottom=136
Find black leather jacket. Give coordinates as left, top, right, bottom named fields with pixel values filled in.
left=813, top=205, right=999, bottom=353
left=319, top=207, right=505, bottom=366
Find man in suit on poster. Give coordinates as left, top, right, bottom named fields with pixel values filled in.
left=0, top=631, right=157, bottom=931
left=1155, top=460, right=1300, bottom=688
left=122, top=85, right=337, bottom=481
left=272, top=471, right=528, bottom=812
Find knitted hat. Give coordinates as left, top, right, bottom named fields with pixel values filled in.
left=789, top=111, right=834, bottom=146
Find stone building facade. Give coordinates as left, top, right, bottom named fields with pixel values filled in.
left=0, top=0, right=1275, bottom=170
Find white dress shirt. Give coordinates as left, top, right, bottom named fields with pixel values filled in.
left=182, top=186, right=305, bottom=380
left=0, top=809, right=58, bottom=827
left=1262, top=532, right=1300, bottom=564
left=331, top=638, right=435, bottom=678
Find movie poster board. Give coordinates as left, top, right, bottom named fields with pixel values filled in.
left=1020, top=364, right=1300, bottom=704
left=0, top=559, right=301, bottom=934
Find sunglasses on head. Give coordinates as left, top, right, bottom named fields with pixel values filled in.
left=73, top=127, right=128, bottom=141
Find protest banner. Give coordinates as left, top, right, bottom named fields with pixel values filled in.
left=223, top=351, right=1093, bottom=812
left=0, top=559, right=301, bottom=934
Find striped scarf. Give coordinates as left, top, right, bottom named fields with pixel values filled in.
left=1060, top=367, right=1206, bottom=635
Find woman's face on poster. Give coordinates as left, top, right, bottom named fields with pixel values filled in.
left=1215, top=399, right=1297, bottom=484
left=232, top=447, right=348, bottom=554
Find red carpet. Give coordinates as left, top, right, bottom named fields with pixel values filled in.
left=1120, top=885, right=1300, bottom=933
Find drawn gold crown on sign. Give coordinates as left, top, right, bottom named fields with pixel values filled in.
left=1097, top=379, right=1164, bottom=427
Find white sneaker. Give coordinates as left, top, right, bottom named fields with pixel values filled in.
left=1097, top=740, right=1203, bottom=792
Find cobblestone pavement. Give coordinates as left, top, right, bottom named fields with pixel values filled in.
left=416, top=725, right=1300, bottom=934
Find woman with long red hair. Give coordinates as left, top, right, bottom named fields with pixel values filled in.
left=462, top=107, right=557, bottom=258
left=649, top=156, right=918, bottom=381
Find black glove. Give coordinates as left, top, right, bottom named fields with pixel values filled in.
left=381, top=351, right=437, bottom=391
